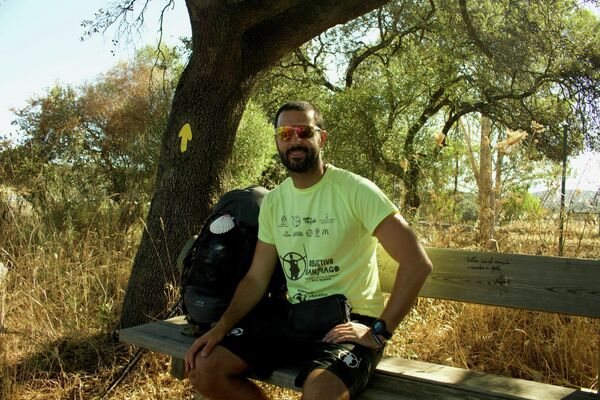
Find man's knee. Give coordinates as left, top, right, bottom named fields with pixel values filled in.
left=188, top=353, right=218, bottom=392
left=302, top=368, right=350, bottom=400
left=188, top=346, right=247, bottom=394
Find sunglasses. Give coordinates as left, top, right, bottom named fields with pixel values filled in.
left=276, top=125, right=324, bottom=141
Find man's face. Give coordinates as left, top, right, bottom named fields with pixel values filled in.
left=275, top=110, right=325, bottom=173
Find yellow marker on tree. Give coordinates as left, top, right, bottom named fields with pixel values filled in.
left=179, top=123, right=193, bottom=153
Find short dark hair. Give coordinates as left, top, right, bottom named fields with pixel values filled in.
left=273, top=101, right=325, bottom=129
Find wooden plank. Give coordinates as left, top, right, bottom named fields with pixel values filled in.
left=376, top=357, right=596, bottom=400
left=262, top=365, right=301, bottom=389
left=378, top=247, right=600, bottom=318
left=261, top=358, right=597, bottom=399
left=362, top=373, right=511, bottom=400
left=260, top=363, right=507, bottom=399
left=119, top=316, right=194, bottom=360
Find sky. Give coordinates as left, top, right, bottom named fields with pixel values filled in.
left=0, top=0, right=191, bottom=139
left=0, top=0, right=598, bottom=193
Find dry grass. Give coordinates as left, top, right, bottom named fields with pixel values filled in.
left=1, top=194, right=598, bottom=399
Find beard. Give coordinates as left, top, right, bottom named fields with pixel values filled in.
left=277, top=145, right=319, bottom=173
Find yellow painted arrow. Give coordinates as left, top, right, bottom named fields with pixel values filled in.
left=179, top=123, right=192, bottom=153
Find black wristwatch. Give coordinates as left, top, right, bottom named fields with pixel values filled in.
left=370, top=319, right=393, bottom=348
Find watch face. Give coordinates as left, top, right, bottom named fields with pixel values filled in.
left=373, top=320, right=392, bottom=339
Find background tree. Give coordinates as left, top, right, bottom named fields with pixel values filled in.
left=222, top=100, right=277, bottom=189
left=251, top=0, right=599, bottom=217
left=2, top=47, right=180, bottom=232
left=1, top=46, right=282, bottom=235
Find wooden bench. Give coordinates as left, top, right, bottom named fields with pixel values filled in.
left=120, top=247, right=600, bottom=399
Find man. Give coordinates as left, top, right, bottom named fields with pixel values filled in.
left=185, top=101, right=432, bottom=400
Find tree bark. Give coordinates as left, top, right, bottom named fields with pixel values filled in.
left=478, top=115, right=495, bottom=249
left=120, top=0, right=392, bottom=328
left=494, top=128, right=504, bottom=228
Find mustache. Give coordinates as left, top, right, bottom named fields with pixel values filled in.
left=286, top=146, right=309, bottom=156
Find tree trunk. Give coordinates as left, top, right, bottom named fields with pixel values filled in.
left=120, top=12, right=252, bottom=327
left=453, top=150, right=459, bottom=220
left=120, top=0, right=392, bottom=328
left=402, top=157, right=421, bottom=218
left=494, top=129, right=504, bottom=227
left=478, top=115, right=495, bottom=249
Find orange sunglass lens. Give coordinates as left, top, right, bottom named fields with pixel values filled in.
left=277, top=126, right=315, bottom=140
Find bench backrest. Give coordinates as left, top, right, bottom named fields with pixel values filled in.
left=377, top=246, right=600, bottom=319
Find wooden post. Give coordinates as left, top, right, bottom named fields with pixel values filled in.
left=170, top=357, right=186, bottom=380
left=597, top=331, right=600, bottom=396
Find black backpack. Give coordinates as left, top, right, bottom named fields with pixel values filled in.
left=177, top=186, right=286, bottom=335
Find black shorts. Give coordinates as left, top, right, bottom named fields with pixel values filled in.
left=218, top=303, right=384, bottom=399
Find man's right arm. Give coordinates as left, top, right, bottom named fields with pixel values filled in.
left=185, top=239, right=279, bottom=371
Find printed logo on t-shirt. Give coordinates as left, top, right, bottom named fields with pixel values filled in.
left=278, top=215, right=288, bottom=227
left=292, top=292, right=308, bottom=302
left=277, top=213, right=335, bottom=239
left=280, top=247, right=341, bottom=283
left=320, top=212, right=335, bottom=224
left=303, top=217, right=316, bottom=224
left=280, top=246, right=308, bottom=281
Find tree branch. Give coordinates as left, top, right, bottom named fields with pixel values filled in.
left=293, top=49, right=343, bottom=92
left=436, top=75, right=549, bottom=148
left=403, top=75, right=469, bottom=156
left=458, top=117, right=480, bottom=186
left=345, top=0, right=436, bottom=88
left=232, top=0, right=303, bottom=31
left=82, top=0, right=153, bottom=44
left=241, top=0, right=392, bottom=79
left=404, top=87, right=449, bottom=157
left=457, top=0, right=494, bottom=59
left=345, top=34, right=396, bottom=88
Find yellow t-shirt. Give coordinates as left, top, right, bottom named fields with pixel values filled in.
left=258, top=165, right=398, bottom=317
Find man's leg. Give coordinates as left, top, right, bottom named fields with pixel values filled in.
left=301, top=369, right=350, bottom=400
left=188, top=345, right=269, bottom=400
left=294, top=327, right=383, bottom=400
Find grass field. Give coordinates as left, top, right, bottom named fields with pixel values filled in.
left=1, top=197, right=598, bottom=399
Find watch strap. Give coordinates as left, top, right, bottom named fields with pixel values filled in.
left=369, top=330, right=385, bottom=348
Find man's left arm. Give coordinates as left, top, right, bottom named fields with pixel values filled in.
left=374, top=213, right=432, bottom=333
left=324, top=212, right=431, bottom=347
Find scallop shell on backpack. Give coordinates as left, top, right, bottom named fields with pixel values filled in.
left=209, top=214, right=235, bottom=234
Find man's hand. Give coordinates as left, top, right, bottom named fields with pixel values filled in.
left=184, top=325, right=228, bottom=372
left=322, top=322, right=382, bottom=349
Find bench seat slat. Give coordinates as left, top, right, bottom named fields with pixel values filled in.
left=119, top=316, right=194, bottom=360
left=376, top=357, right=595, bottom=400
left=120, top=316, right=596, bottom=400
left=364, top=374, right=510, bottom=400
